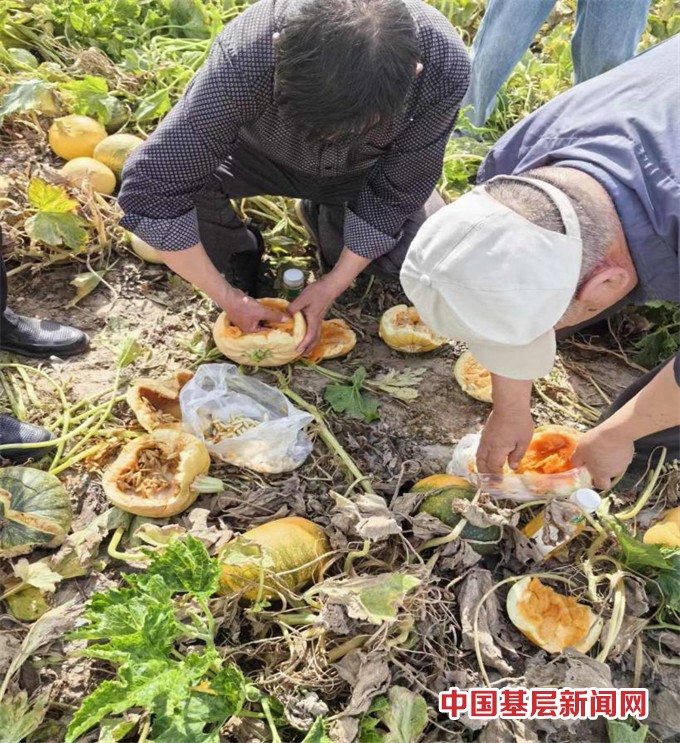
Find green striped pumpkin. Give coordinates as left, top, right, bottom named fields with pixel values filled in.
left=0, top=467, right=72, bottom=557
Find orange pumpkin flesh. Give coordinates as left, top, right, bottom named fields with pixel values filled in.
left=507, top=576, right=603, bottom=654
left=453, top=351, right=492, bottom=403
left=379, top=305, right=446, bottom=353
left=126, top=370, right=193, bottom=432
left=213, top=298, right=306, bottom=367
left=516, top=425, right=580, bottom=475
left=304, top=318, right=356, bottom=363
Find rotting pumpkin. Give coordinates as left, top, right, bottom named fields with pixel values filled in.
left=218, top=516, right=329, bottom=600
left=0, top=467, right=72, bottom=558
left=453, top=350, right=492, bottom=403
left=413, top=474, right=501, bottom=554
left=507, top=576, right=603, bottom=653
left=379, top=305, right=446, bottom=353
left=102, top=429, right=223, bottom=518
left=126, top=370, right=194, bottom=432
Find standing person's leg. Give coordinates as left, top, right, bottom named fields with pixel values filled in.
left=0, top=228, right=7, bottom=316
left=308, top=189, right=446, bottom=278
left=571, top=0, right=650, bottom=83
left=460, top=0, right=556, bottom=128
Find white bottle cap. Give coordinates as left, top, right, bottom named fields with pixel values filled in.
left=283, top=268, right=305, bottom=288
left=571, top=488, right=601, bottom=513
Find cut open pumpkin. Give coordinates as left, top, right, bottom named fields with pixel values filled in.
left=516, top=425, right=580, bottom=475
left=126, top=370, right=193, bottom=432
left=304, top=318, right=356, bottom=362
left=453, top=350, right=492, bottom=403
left=213, top=298, right=305, bottom=367
left=507, top=576, right=603, bottom=653
left=102, top=429, right=218, bottom=517
left=379, top=305, right=446, bottom=353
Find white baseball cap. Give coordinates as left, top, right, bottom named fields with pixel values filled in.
left=400, top=175, right=582, bottom=379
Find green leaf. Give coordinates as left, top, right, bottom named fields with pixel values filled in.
left=301, top=717, right=332, bottom=743
left=606, top=719, right=649, bottom=743
left=146, top=535, right=220, bottom=600
left=613, top=521, right=674, bottom=571
left=359, top=696, right=389, bottom=743
left=135, top=88, right=171, bottom=122
left=59, top=75, right=115, bottom=122
left=116, top=336, right=146, bottom=367
left=634, top=327, right=679, bottom=369
left=652, top=552, right=680, bottom=614
left=381, top=687, right=428, bottom=743
left=324, top=366, right=380, bottom=423
left=319, top=573, right=421, bottom=625
left=27, top=178, right=78, bottom=213
left=25, top=211, right=88, bottom=250
left=0, top=690, right=50, bottom=743
left=66, top=271, right=103, bottom=307
left=0, top=79, right=60, bottom=119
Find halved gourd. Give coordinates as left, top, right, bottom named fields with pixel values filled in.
left=453, top=350, right=492, bottom=403
left=102, top=430, right=219, bottom=518
left=516, top=425, right=580, bottom=476
left=643, top=506, right=680, bottom=548
left=213, top=298, right=306, bottom=367
left=507, top=576, right=603, bottom=653
left=126, top=370, right=193, bottom=432
left=304, top=318, right=356, bottom=362
left=379, top=305, right=446, bottom=353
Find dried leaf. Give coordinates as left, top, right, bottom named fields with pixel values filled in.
left=372, top=367, right=426, bottom=401
left=0, top=689, right=51, bottom=743
left=334, top=649, right=390, bottom=717
left=456, top=569, right=513, bottom=674
left=67, top=272, right=103, bottom=307
left=0, top=79, right=59, bottom=119
left=12, top=559, right=63, bottom=593
left=331, top=492, right=401, bottom=541
left=381, top=686, right=428, bottom=743
left=134, top=523, right=187, bottom=548
left=319, top=573, right=421, bottom=625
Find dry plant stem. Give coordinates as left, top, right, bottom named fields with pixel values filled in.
left=472, top=572, right=576, bottom=687
left=615, top=447, right=667, bottom=520
left=273, top=372, right=374, bottom=494
left=532, top=382, right=599, bottom=424
left=596, top=571, right=626, bottom=663
left=327, top=634, right=370, bottom=663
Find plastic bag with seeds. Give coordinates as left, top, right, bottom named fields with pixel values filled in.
left=179, top=364, right=313, bottom=473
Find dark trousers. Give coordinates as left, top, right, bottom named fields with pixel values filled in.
left=1, top=228, right=7, bottom=314
left=194, top=142, right=444, bottom=278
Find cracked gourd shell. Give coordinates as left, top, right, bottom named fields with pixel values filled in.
left=213, top=298, right=306, bottom=367
left=379, top=305, right=446, bottom=353
left=102, top=429, right=210, bottom=518
left=126, top=370, right=194, bottom=432
left=305, top=318, right=356, bottom=362
left=453, top=350, right=492, bottom=403
left=0, top=467, right=72, bottom=557
left=507, top=576, right=603, bottom=653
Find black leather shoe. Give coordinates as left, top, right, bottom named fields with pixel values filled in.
left=0, top=308, right=89, bottom=358
left=294, top=200, right=331, bottom=274
left=0, top=414, right=54, bottom=463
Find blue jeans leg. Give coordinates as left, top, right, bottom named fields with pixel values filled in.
left=461, top=0, right=556, bottom=127
left=571, top=0, right=651, bottom=82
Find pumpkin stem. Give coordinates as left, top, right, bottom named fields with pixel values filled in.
left=191, top=475, right=226, bottom=493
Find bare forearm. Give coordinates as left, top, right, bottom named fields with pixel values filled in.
left=597, top=358, right=680, bottom=442
left=160, top=242, right=235, bottom=308
left=324, top=248, right=372, bottom=293
left=491, top=374, right=533, bottom=412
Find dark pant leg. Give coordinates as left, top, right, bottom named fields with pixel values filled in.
left=313, top=189, right=446, bottom=278
left=599, top=354, right=680, bottom=463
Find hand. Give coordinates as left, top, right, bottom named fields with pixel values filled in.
left=289, top=277, right=342, bottom=355
left=571, top=426, right=635, bottom=489
left=223, top=289, right=287, bottom=333
left=476, top=407, right=534, bottom=474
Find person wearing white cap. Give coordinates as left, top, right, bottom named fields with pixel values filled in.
left=401, top=35, right=679, bottom=489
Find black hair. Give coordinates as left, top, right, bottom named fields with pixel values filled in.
left=274, top=0, right=419, bottom=142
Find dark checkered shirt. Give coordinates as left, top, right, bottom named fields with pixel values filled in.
left=118, top=0, right=470, bottom=259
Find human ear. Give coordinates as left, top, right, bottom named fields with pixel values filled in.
left=577, top=266, right=630, bottom=308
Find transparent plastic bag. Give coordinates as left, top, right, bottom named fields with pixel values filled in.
left=446, top=433, right=591, bottom=502
left=179, top=363, right=313, bottom=474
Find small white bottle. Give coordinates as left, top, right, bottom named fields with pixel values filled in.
left=282, top=268, right=305, bottom=300
left=523, top=489, right=601, bottom=560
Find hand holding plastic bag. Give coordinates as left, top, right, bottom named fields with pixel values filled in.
left=179, top=364, right=313, bottom=474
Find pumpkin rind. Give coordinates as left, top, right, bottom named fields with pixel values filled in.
left=102, top=429, right=210, bottom=518
left=507, top=576, right=603, bottom=653
left=218, top=516, right=329, bottom=600
left=414, top=474, right=500, bottom=554
left=453, top=350, right=493, bottom=403
left=304, top=318, right=357, bottom=362
left=213, top=298, right=306, bottom=367
left=126, top=370, right=194, bottom=432
left=379, top=305, right=446, bottom=353
left=0, top=467, right=72, bottom=557
left=643, top=506, right=680, bottom=548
